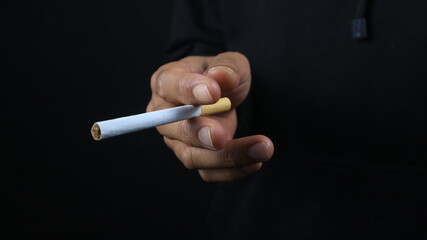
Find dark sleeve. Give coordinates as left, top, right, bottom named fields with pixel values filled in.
left=165, top=0, right=227, bottom=61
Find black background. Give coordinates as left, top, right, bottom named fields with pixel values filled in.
left=5, top=1, right=215, bottom=239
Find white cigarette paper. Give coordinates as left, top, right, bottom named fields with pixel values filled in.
left=91, top=97, right=231, bottom=141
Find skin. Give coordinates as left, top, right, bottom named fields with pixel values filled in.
left=147, top=52, right=274, bottom=182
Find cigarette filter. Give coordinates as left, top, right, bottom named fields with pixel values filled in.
left=91, top=97, right=231, bottom=141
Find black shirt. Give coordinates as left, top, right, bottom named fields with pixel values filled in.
left=167, top=1, right=427, bottom=239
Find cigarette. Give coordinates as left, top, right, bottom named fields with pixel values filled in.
left=91, top=97, right=231, bottom=141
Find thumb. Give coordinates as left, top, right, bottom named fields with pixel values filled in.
left=205, top=52, right=252, bottom=108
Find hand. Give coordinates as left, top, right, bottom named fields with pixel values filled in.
left=147, top=52, right=274, bottom=181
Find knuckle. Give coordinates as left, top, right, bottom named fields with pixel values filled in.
left=221, top=149, right=238, bottom=168
left=179, top=146, right=196, bottom=170
left=152, top=63, right=188, bottom=99
left=146, top=97, right=167, bottom=113
left=233, top=52, right=251, bottom=71
left=146, top=101, right=155, bottom=112
left=150, top=62, right=177, bottom=90
left=228, top=51, right=248, bottom=61
left=213, top=54, right=235, bottom=68
left=150, top=70, right=161, bottom=92
left=151, top=69, right=166, bottom=97
left=159, top=61, right=186, bottom=71
left=213, top=52, right=251, bottom=75
left=180, top=120, right=193, bottom=144
left=234, top=51, right=249, bottom=62
left=161, top=61, right=191, bottom=76
left=153, top=70, right=169, bottom=98
left=177, top=77, right=188, bottom=99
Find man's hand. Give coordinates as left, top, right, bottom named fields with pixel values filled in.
left=147, top=52, right=274, bottom=182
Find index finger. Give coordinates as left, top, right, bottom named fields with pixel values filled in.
left=150, top=52, right=251, bottom=107
left=151, top=63, right=221, bottom=105
left=205, top=52, right=251, bottom=107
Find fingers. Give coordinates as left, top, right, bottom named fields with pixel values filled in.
left=164, top=135, right=274, bottom=181
left=147, top=52, right=271, bottom=182
left=151, top=65, right=222, bottom=105
left=156, top=110, right=237, bottom=150
left=150, top=52, right=251, bottom=107
left=205, top=52, right=251, bottom=106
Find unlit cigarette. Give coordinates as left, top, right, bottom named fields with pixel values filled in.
left=91, top=97, right=231, bottom=141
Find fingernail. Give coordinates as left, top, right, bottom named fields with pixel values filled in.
left=208, top=66, right=236, bottom=77
left=198, top=127, right=215, bottom=149
left=193, top=84, right=212, bottom=102
left=247, top=142, right=268, bottom=160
